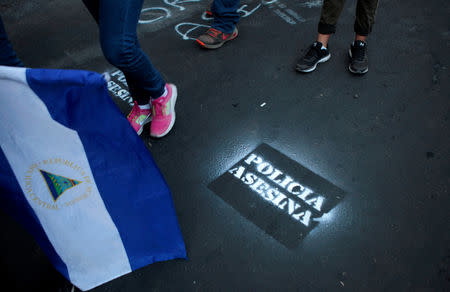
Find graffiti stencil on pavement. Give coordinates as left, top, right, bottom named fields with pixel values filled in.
left=208, top=143, right=345, bottom=248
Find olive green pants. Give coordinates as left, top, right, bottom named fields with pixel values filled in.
left=318, top=0, right=379, bottom=36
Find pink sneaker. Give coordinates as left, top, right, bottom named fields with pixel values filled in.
left=127, top=102, right=151, bottom=135
left=150, top=83, right=177, bottom=138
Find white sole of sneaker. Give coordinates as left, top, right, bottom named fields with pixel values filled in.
left=150, top=84, right=177, bottom=138
left=296, top=53, right=331, bottom=73
left=348, top=65, right=368, bottom=74
left=348, top=49, right=368, bottom=74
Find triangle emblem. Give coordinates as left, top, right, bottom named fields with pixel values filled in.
left=39, top=169, right=82, bottom=201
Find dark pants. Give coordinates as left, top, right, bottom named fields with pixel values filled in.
left=318, top=0, right=379, bottom=36
left=82, top=0, right=165, bottom=104
left=0, top=15, right=24, bottom=67
left=211, top=0, right=241, bottom=33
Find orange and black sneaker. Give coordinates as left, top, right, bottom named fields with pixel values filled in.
left=196, top=27, right=238, bottom=49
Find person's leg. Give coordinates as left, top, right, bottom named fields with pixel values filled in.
left=317, top=34, right=331, bottom=48
left=348, top=0, right=379, bottom=74
left=196, top=0, right=240, bottom=49
left=82, top=0, right=176, bottom=137
left=211, top=0, right=240, bottom=33
left=85, top=0, right=166, bottom=105
left=354, top=0, right=379, bottom=39
left=317, top=0, right=346, bottom=46
left=296, top=0, right=346, bottom=73
left=0, top=15, right=24, bottom=67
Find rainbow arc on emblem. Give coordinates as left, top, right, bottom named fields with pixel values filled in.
left=39, top=169, right=82, bottom=201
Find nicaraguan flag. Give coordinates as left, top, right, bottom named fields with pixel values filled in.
left=0, top=66, right=186, bottom=291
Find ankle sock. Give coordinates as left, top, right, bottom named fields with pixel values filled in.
left=160, top=86, right=168, bottom=98
left=138, top=103, right=150, bottom=110
left=152, top=86, right=168, bottom=101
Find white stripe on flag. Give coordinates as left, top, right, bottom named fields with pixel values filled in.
left=0, top=66, right=132, bottom=291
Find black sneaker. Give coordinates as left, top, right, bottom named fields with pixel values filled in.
left=349, top=40, right=369, bottom=74
left=196, top=27, right=238, bottom=49
left=296, top=42, right=331, bottom=73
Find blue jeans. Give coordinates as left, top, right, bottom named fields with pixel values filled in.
left=0, top=15, right=24, bottom=67
left=82, top=0, right=165, bottom=104
left=211, top=0, right=241, bottom=33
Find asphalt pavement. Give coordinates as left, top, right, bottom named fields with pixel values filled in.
left=1, top=0, right=449, bottom=291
